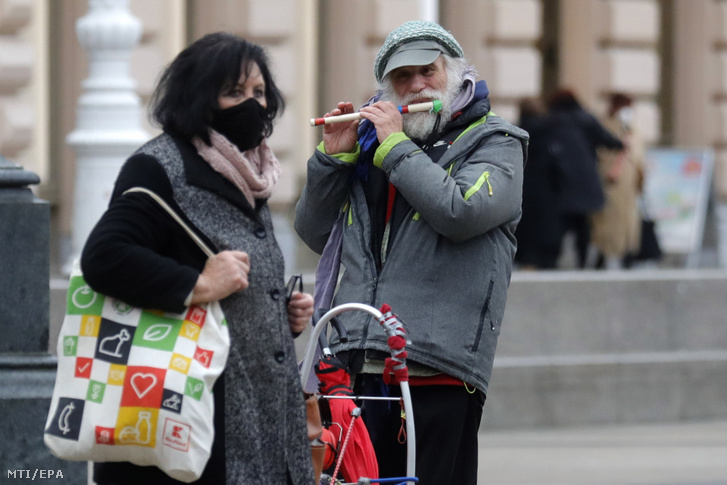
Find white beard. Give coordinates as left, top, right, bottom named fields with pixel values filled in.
left=380, top=72, right=463, bottom=141
left=403, top=109, right=441, bottom=141
left=380, top=88, right=445, bottom=141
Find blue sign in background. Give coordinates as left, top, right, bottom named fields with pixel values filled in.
left=642, top=148, right=714, bottom=257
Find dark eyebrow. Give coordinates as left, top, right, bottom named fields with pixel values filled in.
left=247, top=76, right=266, bottom=87
left=220, top=80, right=241, bottom=92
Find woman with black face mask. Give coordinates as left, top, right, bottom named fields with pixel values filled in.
left=80, top=32, right=315, bottom=485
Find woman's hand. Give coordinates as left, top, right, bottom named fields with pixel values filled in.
left=287, top=291, right=314, bottom=334
left=322, top=102, right=359, bottom=155
left=191, top=250, right=250, bottom=304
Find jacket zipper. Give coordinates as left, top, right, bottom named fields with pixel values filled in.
left=349, top=194, right=379, bottom=346
left=472, top=279, right=495, bottom=352
left=464, top=171, right=493, bottom=200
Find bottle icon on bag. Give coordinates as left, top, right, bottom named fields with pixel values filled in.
left=118, top=411, right=152, bottom=444
left=136, top=411, right=151, bottom=444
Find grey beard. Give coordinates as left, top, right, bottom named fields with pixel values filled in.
left=380, top=83, right=462, bottom=141
left=403, top=110, right=441, bottom=141
left=380, top=88, right=447, bottom=140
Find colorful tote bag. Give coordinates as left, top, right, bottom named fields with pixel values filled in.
left=44, top=188, right=230, bottom=483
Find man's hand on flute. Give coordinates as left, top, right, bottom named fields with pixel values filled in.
left=322, top=100, right=405, bottom=154
left=322, top=102, right=359, bottom=154
left=359, top=101, right=404, bottom=144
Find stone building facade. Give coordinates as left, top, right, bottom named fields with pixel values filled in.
left=2, top=0, right=727, bottom=274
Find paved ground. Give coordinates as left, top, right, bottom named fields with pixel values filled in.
left=477, top=420, right=727, bottom=485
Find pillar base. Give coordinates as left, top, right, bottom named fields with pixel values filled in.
left=0, top=355, right=87, bottom=483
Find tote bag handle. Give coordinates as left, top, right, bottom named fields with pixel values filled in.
left=123, top=187, right=214, bottom=258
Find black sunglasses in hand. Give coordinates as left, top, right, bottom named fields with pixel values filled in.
left=285, top=274, right=303, bottom=305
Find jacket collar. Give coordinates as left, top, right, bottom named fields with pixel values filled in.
left=447, top=94, right=491, bottom=131
left=172, top=135, right=262, bottom=220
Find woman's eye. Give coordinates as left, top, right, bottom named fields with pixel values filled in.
left=254, top=89, right=265, bottom=99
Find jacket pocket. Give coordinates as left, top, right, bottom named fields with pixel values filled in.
left=472, top=278, right=495, bottom=352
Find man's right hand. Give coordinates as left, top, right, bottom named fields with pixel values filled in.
left=191, top=250, right=250, bottom=303
left=322, top=101, right=359, bottom=154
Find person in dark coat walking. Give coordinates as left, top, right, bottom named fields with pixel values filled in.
left=514, top=97, right=564, bottom=269
left=81, top=32, right=315, bottom=485
left=546, top=88, right=624, bottom=268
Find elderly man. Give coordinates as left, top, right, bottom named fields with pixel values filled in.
left=295, top=20, right=528, bottom=484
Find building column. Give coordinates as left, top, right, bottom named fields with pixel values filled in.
left=671, top=0, right=713, bottom=147
left=671, top=1, right=727, bottom=266
left=558, top=0, right=599, bottom=106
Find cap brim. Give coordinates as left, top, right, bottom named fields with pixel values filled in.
left=382, top=49, right=442, bottom=80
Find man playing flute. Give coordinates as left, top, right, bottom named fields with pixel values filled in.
left=295, top=20, right=528, bottom=484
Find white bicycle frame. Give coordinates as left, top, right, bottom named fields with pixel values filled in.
left=300, top=303, right=416, bottom=485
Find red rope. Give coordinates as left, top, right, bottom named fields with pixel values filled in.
left=378, top=305, right=409, bottom=384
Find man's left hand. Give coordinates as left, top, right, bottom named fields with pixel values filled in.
left=360, top=101, right=404, bottom=143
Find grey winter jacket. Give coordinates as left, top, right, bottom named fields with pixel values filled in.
left=295, top=98, right=528, bottom=394
left=83, top=134, right=314, bottom=485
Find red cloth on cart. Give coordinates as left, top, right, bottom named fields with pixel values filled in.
left=315, top=355, right=379, bottom=482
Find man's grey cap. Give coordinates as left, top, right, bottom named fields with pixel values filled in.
left=374, top=20, right=464, bottom=84
left=380, top=40, right=448, bottom=82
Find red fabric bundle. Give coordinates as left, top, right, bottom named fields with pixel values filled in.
left=315, top=355, right=378, bottom=482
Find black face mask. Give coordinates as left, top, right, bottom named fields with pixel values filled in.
left=210, top=98, right=267, bottom=152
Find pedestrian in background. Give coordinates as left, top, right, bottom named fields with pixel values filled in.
left=514, top=96, right=565, bottom=270
left=591, top=93, right=646, bottom=269
left=546, top=88, right=624, bottom=268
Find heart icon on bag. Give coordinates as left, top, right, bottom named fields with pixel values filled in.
left=130, top=373, right=158, bottom=399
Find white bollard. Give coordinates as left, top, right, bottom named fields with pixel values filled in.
left=65, top=0, right=149, bottom=274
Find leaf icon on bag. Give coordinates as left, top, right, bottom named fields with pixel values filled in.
left=143, top=324, right=173, bottom=341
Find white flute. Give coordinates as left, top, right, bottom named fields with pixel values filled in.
left=310, top=100, right=442, bottom=127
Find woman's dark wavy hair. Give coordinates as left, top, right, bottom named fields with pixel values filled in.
left=547, top=88, right=581, bottom=111
left=607, top=92, right=632, bottom=117
left=149, top=32, right=285, bottom=145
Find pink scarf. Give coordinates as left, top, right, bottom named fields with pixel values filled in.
left=193, top=130, right=281, bottom=207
